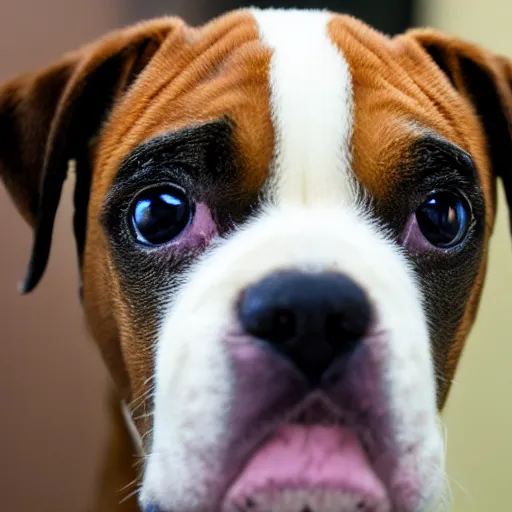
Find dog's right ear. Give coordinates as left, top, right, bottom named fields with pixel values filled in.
left=0, top=19, right=177, bottom=293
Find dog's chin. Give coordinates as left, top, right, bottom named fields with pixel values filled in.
left=222, top=423, right=390, bottom=512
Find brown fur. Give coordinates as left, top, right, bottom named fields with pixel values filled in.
left=0, top=9, right=511, bottom=510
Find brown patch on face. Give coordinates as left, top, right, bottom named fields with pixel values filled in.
left=328, top=16, right=492, bottom=203
left=327, top=15, right=497, bottom=407
left=83, top=10, right=274, bottom=415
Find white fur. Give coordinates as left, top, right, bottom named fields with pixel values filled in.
left=252, top=9, right=356, bottom=206
left=141, top=208, right=445, bottom=510
left=140, top=8, right=445, bottom=512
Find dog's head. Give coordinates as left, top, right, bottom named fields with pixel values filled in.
left=1, top=8, right=511, bottom=512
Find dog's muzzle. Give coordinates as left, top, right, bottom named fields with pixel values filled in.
left=218, top=271, right=388, bottom=511
left=140, top=207, right=444, bottom=512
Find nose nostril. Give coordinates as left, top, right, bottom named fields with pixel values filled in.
left=268, top=308, right=297, bottom=345
left=239, top=287, right=298, bottom=344
left=325, top=312, right=350, bottom=347
left=325, top=309, right=368, bottom=352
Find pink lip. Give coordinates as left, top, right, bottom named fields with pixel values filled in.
left=223, top=424, right=390, bottom=512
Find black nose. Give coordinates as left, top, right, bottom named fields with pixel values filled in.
left=238, top=271, right=371, bottom=383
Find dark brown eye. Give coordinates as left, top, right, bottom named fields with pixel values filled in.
left=416, top=192, right=471, bottom=248
left=130, top=186, right=192, bottom=246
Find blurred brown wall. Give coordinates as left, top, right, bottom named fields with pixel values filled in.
left=0, top=1, right=122, bottom=511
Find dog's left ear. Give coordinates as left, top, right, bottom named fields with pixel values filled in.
left=405, top=29, right=512, bottom=235
left=0, top=19, right=176, bottom=293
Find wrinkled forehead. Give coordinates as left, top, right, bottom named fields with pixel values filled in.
left=94, top=8, right=487, bottom=205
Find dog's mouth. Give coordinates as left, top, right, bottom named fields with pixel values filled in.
left=142, top=333, right=442, bottom=512
left=222, top=396, right=390, bottom=512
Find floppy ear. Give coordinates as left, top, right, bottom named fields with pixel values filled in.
left=0, top=19, right=175, bottom=293
left=407, top=29, right=512, bottom=233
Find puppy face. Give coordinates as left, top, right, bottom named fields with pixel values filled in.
left=1, top=8, right=511, bottom=512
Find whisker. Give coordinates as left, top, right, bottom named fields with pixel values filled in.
left=119, top=486, right=140, bottom=505
left=129, top=385, right=154, bottom=405
left=436, top=373, right=459, bottom=387
left=129, top=386, right=155, bottom=415
left=118, top=477, right=139, bottom=494
left=133, top=411, right=154, bottom=422
left=438, top=419, right=475, bottom=510
left=141, top=427, right=154, bottom=445
left=143, top=374, right=156, bottom=386
left=445, top=472, right=475, bottom=509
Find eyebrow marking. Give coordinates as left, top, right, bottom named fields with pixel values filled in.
left=411, top=133, right=478, bottom=179
left=112, top=120, right=235, bottom=187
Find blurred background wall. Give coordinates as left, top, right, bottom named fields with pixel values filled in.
left=0, top=0, right=510, bottom=511
left=0, top=3, right=121, bottom=511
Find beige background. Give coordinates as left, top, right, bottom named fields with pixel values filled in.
left=0, top=1, right=510, bottom=511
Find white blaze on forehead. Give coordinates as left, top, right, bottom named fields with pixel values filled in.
left=251, top=8, right=355, bottom=206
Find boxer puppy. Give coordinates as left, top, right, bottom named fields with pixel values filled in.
left=1, top=8, right=511, bottom=512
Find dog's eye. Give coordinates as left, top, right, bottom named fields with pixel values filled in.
left=415, top=191, right=471, bottom=248
left=130, top=186, right=192, bottom=246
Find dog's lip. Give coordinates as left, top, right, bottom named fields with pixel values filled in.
left=220, top=394, right=390, bottom=511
